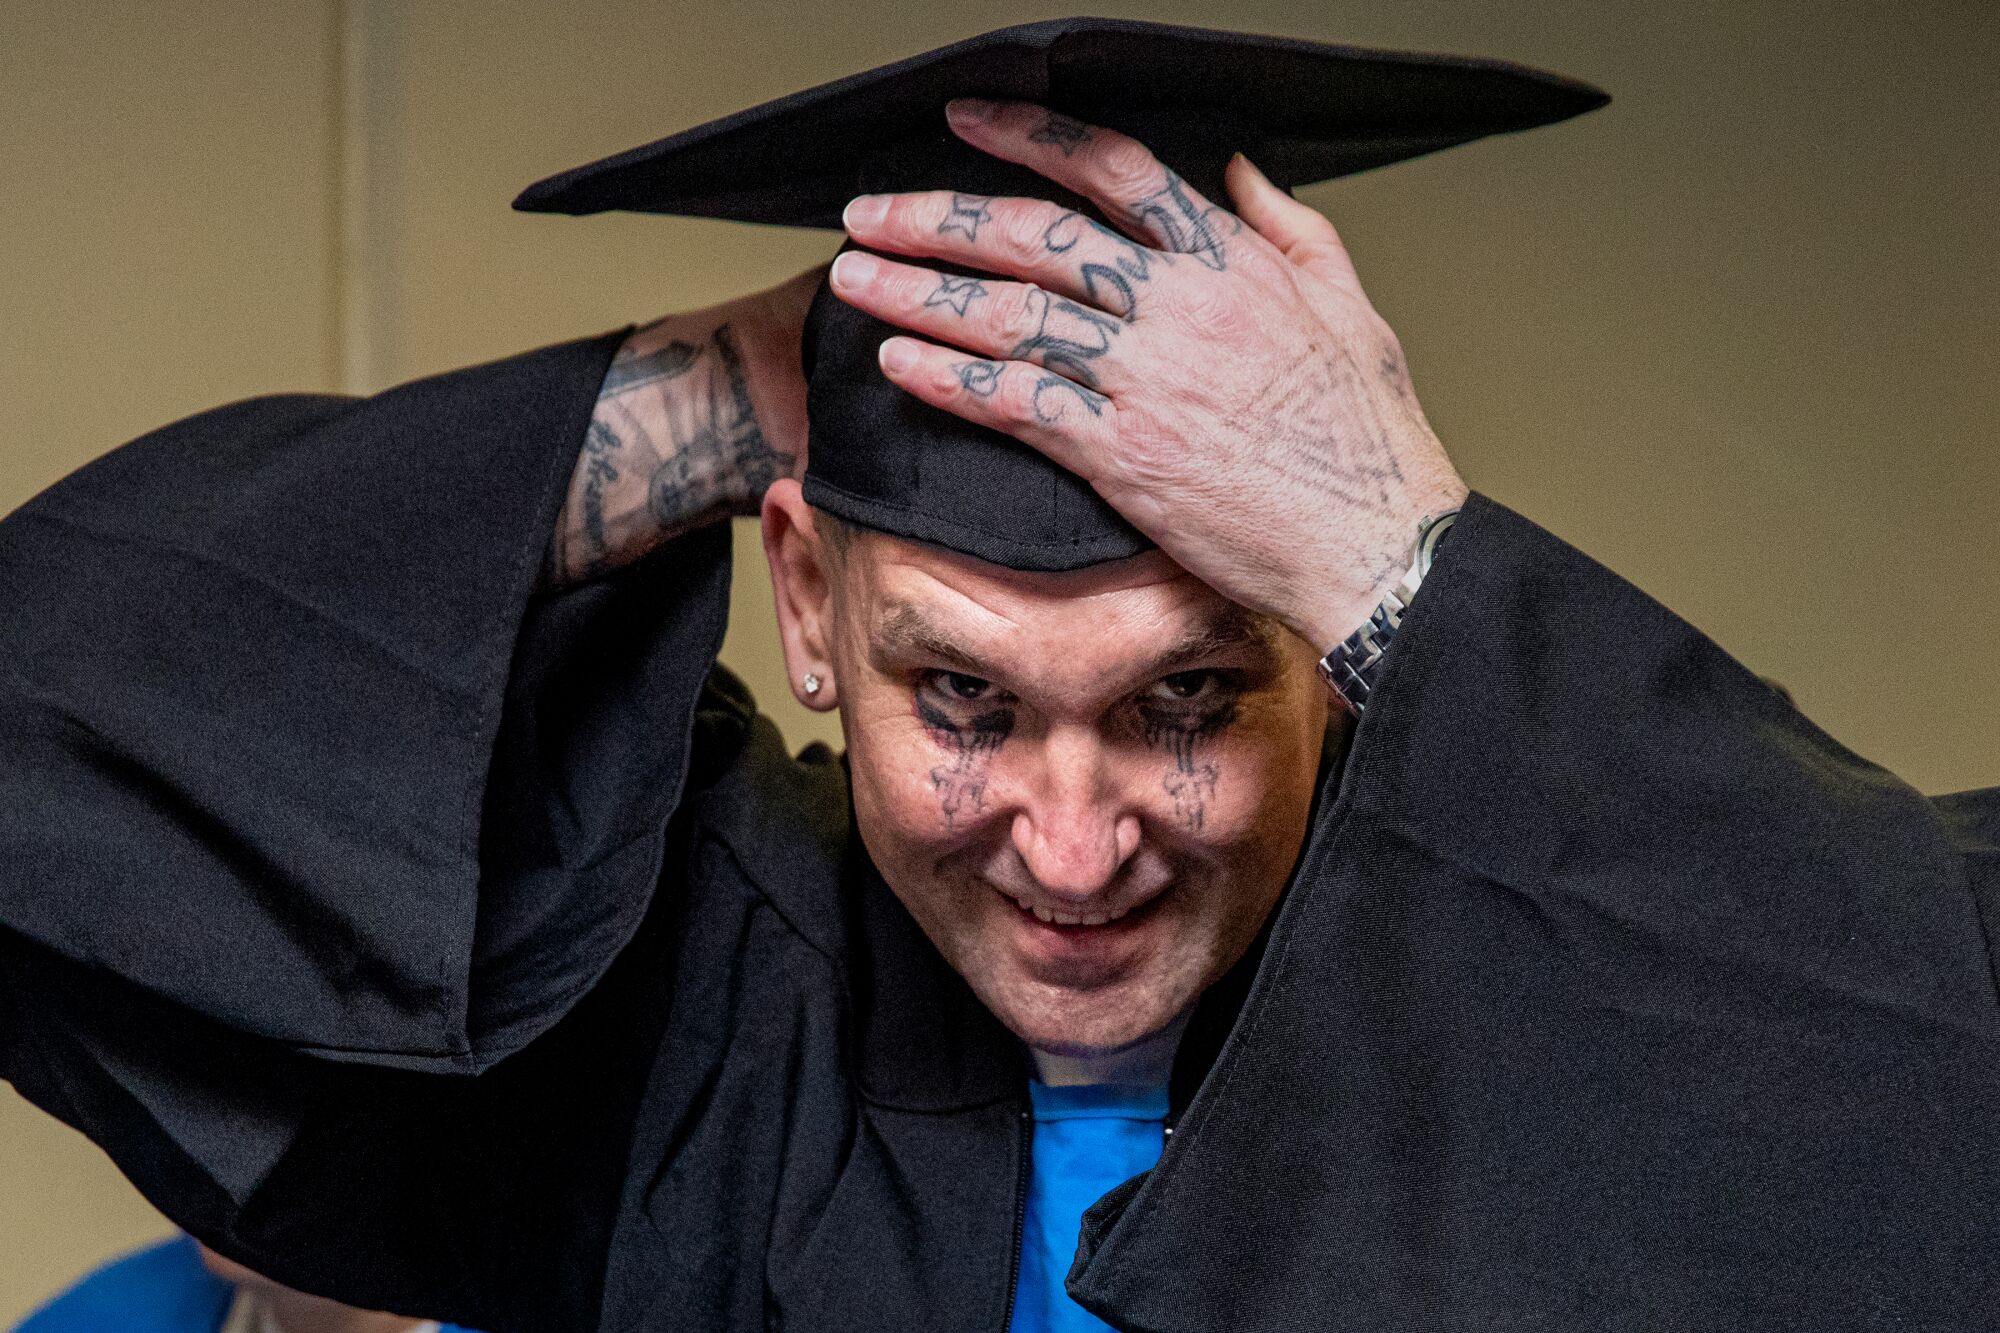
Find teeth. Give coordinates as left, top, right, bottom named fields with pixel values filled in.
left=1006, top=891, right=1140, bottom=926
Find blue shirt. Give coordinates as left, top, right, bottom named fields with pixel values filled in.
left=15, top=1235, right=481, bottom=1333
left=16, top=1237, right=231, bottom=1333
left=1008, top=1082, right=1169, bottom=1333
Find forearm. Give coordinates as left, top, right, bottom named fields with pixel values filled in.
left=543, top=284, right=811, bottom=588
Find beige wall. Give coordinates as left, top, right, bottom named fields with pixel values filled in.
left=2, top=5, right=344, bottom=1315
left=1, top=0, right=1993, bottom=1320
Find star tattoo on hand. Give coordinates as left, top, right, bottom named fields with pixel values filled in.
left=923, top=274, right=989, bottom=317
left=938, top=192, right=994, bottom=242
left=1028, top=111, right=1091, bottom=156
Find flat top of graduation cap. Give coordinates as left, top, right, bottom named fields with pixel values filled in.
left=517, top=17, right=1607, bottom=572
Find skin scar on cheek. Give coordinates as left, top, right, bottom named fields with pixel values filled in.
left=1141, top=699, right=1238, bottom=834
left=915, top=692, right=1014, bottom=829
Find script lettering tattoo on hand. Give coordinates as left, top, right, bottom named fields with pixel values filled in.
left=1125, top=168, right=1238, bottom=272
left=1043, top=211, right=1165, bottom=321
left=924, top=273, right=989, bottom=316
left=958, top=360, right=1004, bottom=397
left=1028, top=111, right=1092, bottom=156
left=1010, top=287, right=1122, bottom=388
left=938, top=193, right=994, bottom=242
left=917, top=691, right=1015, bottom=829
left=1140, top=689, right=1237, bottom=834
left=1031, top=374, right=1108, bottom=424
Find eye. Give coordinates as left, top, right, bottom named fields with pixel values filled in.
left=1151, top=670, right=1220, bottom=702
left=929, top=670, right=994, bottom=702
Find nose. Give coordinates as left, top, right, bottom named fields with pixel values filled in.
left=1010, top=728, right=1142, bottom=900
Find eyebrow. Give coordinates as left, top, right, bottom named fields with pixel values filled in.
left=1146, top=607, right=1280, bottom=677
left=870, top=600, right=1279, bottom=681
left=872, top=603, right=989, bottom=674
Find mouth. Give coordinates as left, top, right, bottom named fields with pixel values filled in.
left=994, top=884, right=1162, bottom=930
left=988, top=880, right=1172, bottom=987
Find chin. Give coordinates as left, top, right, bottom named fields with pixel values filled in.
left=990, top=976, right=1189, bottom=1058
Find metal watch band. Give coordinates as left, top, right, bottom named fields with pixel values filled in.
left=1316, top=509, right=1459, bottom=715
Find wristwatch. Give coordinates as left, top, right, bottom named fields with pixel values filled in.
left=1316, top=509, right=1459, bottom=715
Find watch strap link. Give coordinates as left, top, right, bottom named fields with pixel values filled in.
left=1316, top=509, right=1458, bottom=715
left=1315, top=583, right=1414, bottom=713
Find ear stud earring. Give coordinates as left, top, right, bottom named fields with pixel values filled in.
left=803, top=673, right=822, bottom=696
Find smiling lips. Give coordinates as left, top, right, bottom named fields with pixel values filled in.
left=997, top=886, right=1153, bottom=928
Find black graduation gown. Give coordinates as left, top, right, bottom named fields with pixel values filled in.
left=3, top=334, right=1997, bottom=1333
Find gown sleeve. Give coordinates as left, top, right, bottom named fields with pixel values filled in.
left=1068, top=492, right=2000, bottom=1332
left=0, top=331, right=740, bottom=1327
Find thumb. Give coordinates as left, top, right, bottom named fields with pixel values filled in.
left=1226, top=153, right=1355, bottom=278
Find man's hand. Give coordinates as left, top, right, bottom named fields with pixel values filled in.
left=831, top=99, right=1467, bottom=654
left=544, top=266, right=817, bottom=588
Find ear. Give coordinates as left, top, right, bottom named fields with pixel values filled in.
left=761, top=479, right=842, bottom=712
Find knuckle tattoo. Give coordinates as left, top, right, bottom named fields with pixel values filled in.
left=1008, top=285, right=1047, bottom=344
left=956, top=359, right=1004, bottom=399
left=1125, top=169, right=1234, bottom=272
left=923, top=273, right=988, bottom=318
left=937, top=192, right=993, bottom=243
left=1042, top=208, right=1088, bottom=249
left=1007, top=287, right=1119, bottom=390
left=1029, top=111, right=1092, bottom=156
left=1028, top=373, right=1108, bottom=426
left=1041, top=209, right=1162, bottom=321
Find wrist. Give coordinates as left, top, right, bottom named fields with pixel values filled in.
left=615, top=302, right=800, bottom=517
left=1308, top=501, right=1465, bottom=714
left=1288, top=477, right=1469, bottom=654
left=721, top=299, right=810, bottom=508
left=546, top=305, right=798, bottom=588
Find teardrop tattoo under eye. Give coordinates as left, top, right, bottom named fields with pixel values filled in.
left=915, top=688, right=1014, bottom=830
left=1138, top=688, right=1239, bottom=769
left=1138, top=690, right=1239, bottom=835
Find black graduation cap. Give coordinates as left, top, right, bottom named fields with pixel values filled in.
left=517, top=17, right=1607, bottom=571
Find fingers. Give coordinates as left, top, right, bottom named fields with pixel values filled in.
left=1224, top=154, right=1355, bottom=279
left=942, top=99, right=1246, bottom=273
left=875, top=336, right=1115, bottom=481
left=843, top=191, right=1173, bottom=322
left=829, top=251, right=1135, bottom=393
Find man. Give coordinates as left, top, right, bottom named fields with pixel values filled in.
left=2, top=18, right=1996, bottom=1333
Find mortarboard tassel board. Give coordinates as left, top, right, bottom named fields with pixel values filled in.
left=517, top=17, right=1607, bottom=573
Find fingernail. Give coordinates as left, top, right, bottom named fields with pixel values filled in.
left=843, top=194, right=889, bottom=231
left=830, top=251, right=881, bottom=291
left=946, top=97, right=997, bottom=126
left=878, top=338, right=918, bottom=374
